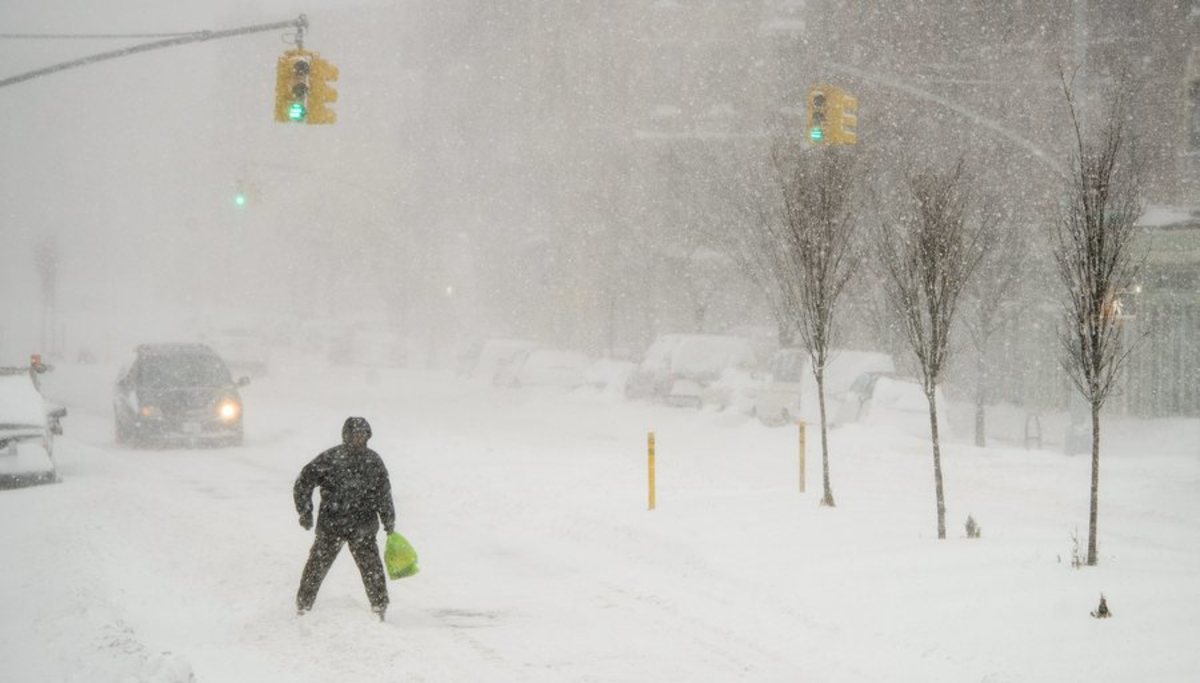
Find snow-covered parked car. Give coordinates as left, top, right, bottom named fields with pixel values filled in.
left=624, top=334, right=688, bottom=399
left=835, top=371, right=949, bottom=438
left=700, top=366, right=760, bottom=412
left=755, top=349, right=895, bottom=426
left=584, top=358, right=637, bottom=396
left=512, top=349, right=591, bottom=389
left=628, top=333, right=758, bottom=408
left=0, top=361, right=66, bottom=488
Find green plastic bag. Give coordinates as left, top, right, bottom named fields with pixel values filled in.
left=385, top=531, right=419, bottom=580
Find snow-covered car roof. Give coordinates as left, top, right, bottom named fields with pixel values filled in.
left=669, top=335, right=757, bottom=377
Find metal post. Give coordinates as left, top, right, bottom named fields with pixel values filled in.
left=0, top=16, right=307, bottom=89
left=798, top=420, right=807, bottom=493
left=648, top=431, right=656, bottom=510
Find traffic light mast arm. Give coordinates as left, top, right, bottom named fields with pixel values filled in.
left=0, top=15, right=307, bottom=89
left=824, top=60, right=1062, bottom=173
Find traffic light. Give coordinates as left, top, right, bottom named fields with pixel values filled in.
left=233, top=178, right=259, bottom=207
left=807, top=89, right=828, bottom=142
left=275, top=49, right=312, bottom=123
left=234, top=179, right=249, bottom=207
left=805, top=85, right=858, bottom=145
left=307, top=55, right=339, bottom=125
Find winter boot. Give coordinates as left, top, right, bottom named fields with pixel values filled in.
left=372, top=605, right=386, bottom=622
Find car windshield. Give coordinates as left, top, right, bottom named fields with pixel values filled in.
left=139, top=354, right=231, bottom=388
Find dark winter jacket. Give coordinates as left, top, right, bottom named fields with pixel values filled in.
left=294, top=445, right=395, bottom=537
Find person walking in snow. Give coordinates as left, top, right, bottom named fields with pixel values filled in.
left=294, top=416, right=395, bottom=621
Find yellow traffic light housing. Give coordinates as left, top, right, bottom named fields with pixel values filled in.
left=275, top=49, right=312, bottom=123
left=307, top=56, right=339, bottom=125
left=831, top=90, right=857, bottom=145
left=806, top=85, right=858, bottom=145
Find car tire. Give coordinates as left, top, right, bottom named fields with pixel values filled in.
left=114, top=412, right=128, bottom=445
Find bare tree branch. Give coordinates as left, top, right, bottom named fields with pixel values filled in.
left=724, top=142, right=864, bottom=508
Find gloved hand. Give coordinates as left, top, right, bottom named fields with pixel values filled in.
left=299, top=512, right=313, bottom=530
left=385, top=527, right=394, bottom=535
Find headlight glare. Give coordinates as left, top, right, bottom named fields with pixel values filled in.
left=218, top=400, right=241, bottom=421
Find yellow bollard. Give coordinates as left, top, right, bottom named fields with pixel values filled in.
left=798, top=420, right=806, bottom=493
left=648, top=431, right=656, bottom=511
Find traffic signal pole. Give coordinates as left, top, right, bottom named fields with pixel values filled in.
left=0, top=15, right=308, bottom=90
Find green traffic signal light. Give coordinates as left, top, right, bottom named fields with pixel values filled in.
left=288, top=101, right=307, bottom=121
left=809, top=126, right=824, bottom=142
left=234, top=193, right=247, bottom=207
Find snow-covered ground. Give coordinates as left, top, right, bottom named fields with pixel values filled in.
left=2, top=359, right=1198, bottom=682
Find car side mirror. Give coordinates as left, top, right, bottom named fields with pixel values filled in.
left=48, top=407, right=66, bottom=435
left=237, top=376, right=251, bottom=387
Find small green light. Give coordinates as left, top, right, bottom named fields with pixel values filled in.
left=288, top=101, right=307, bottom=121
left=234, top=193, right=247, bottom=207
left=809, top=126, right=824, bottom=142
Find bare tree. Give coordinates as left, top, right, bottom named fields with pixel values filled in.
left=962, top=213, right=1023, bottom=447
left=776, top=146, right=863, bottom=508
left=727, top=144, right=861, bottom=507
left=1052, top=78, right=1144, bottom=567
left=878, top=159, right=988, bottom=539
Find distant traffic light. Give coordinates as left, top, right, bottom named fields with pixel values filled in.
left=233, top=179, right=257, bottom=207
left=806, top=85, right=858, bottom=145
left=307, top=55, right=339, bottom=125
left=275, top=49, right=312, bottom=123
left=807, top=90, right=827, bottom=142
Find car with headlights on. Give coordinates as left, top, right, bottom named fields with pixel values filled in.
left=113, top=343, right=248, bottom=447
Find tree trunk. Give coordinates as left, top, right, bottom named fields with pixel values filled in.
left=928, top=389, right=946, bottom=539
left=1087, top=401, right=1101, bottom=565
left=974, top=351, right=987, bottom=447
left=817, top=371, right=835, bottom=507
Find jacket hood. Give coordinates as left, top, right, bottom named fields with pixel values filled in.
left=342, top=416, right=372, bottom=443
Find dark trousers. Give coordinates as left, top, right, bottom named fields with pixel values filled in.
left=297, top=529, right=388, bottom=611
